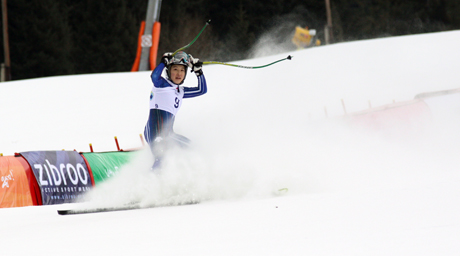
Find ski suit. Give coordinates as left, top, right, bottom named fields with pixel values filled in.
left=144, top=62, right=207, bottom=151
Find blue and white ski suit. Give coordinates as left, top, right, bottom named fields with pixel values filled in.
left=144, top=62, right=207, bottom=150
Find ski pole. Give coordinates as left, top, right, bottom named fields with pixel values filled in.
left=172, top=20, right=211, bottom=56
left=201, top=55, right=292, bottom=69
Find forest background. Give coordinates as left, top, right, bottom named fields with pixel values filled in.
left=2, top=0, right=460, bottom=81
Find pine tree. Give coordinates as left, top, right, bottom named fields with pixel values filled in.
left=2, top=0, right=460, bottom=80
left=8, top=0, right=74, bottom=80
left=446, top=0, right=460, bottom=27
left=68, top=0, right=139, bottom=74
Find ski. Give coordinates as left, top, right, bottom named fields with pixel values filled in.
left=57, top=204, right=142, bottom=215
left=57, top=201, right=199, bottom=215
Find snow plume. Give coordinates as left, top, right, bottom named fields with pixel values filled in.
left=79, top=141, right=303, bottom=209
left=248, top=20, right=297, bottom=59
left=77, top=149, right=155, bottom=208
left=248, top=6, right=321, bottom=59
left=72, top=32, right=460, bottom=211
left=17, top=88, right=460, bottom=214
left=79, top=126, right=318, bottom=209
left=312, top=100, right=460, bottom=193
left=79, top=88, right=460, bottom=211
left=172, top=97, right=460, bottom=202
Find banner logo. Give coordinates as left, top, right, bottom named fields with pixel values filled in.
left=1, top=170, right=14, bottom=188
left=21, top=151, right=92, bottom=205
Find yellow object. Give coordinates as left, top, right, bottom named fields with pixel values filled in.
left=292, top=26, right=320, bottom=49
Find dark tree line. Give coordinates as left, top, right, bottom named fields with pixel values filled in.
left=1, top=0, right=459, bottom=81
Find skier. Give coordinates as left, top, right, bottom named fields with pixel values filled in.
left=144, top=51, right=207, bottom=169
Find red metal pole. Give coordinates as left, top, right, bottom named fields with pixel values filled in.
left=114, top=136, right=121, bottom=151
left=139, top=134, right=145, bottom=146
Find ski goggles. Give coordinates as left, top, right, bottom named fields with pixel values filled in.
left=172, top=51, right=189, bottom=65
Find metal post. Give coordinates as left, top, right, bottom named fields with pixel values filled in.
left=325, top=0, right=334, bottom=44
left=139, top=0, right=162, bottom=71
left=1, top=63, right=5, bottom=82
left=2, top=0, right=11, bottom=81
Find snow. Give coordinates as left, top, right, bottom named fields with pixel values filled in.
left=1, top=30, right=460, bottom=255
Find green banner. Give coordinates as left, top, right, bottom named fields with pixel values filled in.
left=82, top=151, right=137, bottom=185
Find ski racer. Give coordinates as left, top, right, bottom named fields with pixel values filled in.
left=144, top=51, right=207, bottom=169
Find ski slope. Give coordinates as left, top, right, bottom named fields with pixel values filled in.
left=1, top=30, right=460, bottom=255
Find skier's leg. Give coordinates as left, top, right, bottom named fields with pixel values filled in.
left=144, top=109, right=164, bottom=149
left=170, top=133, right=191, bottom=148
left=144, top=109, right=175, bottom=170
left=145, top=109, right=164, bottom=169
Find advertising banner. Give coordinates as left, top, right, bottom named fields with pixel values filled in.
left=81, top=151, right=136, bottom=185
left=20, top=151, right=92, bottom=205
left=0, top=156, right=33, bottom=208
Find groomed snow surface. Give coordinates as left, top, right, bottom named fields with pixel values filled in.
left=1, top=30, right=460, bottom=255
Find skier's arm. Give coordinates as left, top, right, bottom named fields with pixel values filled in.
left=151, top=53, right=173, bottom=88
left=183, top=74, right=207, bottom=98
left=183, top=55, right=207, bottom=98
left=150, top=62, right=167, bottom=88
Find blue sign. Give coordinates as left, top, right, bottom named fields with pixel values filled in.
left=21, top=151, right=92, bottom=205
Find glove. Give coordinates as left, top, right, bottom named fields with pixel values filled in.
left=188, top=55, right=203, bottom=76
left=161, top=52, right=173, bottom=66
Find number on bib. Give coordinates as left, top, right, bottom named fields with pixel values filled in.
left=174, top=97, right=180, bottom=108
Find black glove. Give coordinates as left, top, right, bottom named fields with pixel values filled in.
left=188, top=55, right=203, bottom=76
left=161, top=52, right=173, bottom=66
